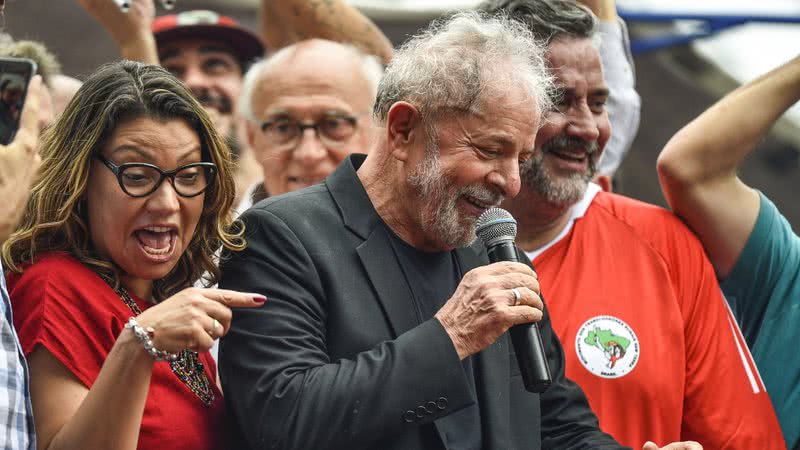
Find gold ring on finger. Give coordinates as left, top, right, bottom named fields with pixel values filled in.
left=510, top=287, right=522, bottom=306
left=211, top=319, right=221, bottom=337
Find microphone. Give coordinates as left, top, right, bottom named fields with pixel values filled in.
left=475, top=207, right=552, bottom=393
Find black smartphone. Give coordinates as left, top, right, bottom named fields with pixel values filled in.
left=0, top=57, right=37, bottom=145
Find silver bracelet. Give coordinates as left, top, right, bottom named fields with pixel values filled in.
left=125, top=317, right=179, bottom=362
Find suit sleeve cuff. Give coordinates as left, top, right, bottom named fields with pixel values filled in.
left=393, top=318, right=475, bottom=425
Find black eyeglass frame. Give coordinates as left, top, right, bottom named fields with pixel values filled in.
left=95, top=154, right=218, bottom=199
left=259, top=113, right=359, bottom=149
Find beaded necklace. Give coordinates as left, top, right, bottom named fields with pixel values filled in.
left=116, top=286, right=215, bottom=407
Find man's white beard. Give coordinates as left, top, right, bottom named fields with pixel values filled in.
left=408, top=147, right=503, bottom=249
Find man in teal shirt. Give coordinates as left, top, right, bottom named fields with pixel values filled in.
left=658, top=55, right=800, bottom=449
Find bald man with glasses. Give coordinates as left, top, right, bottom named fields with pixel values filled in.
left=236, top=38, right=383, bottom=213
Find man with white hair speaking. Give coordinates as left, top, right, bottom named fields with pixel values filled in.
left=219, top=11, right=700, bottom=450
left=236, top=39, right=384, bottom=211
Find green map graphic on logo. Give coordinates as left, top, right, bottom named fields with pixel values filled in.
left=584, top=327, right=631, bottom=369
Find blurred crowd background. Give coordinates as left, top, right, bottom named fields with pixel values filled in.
left=7, top=0, right=800, bottom=223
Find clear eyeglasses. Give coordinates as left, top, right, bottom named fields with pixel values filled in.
left=259, top=113, right=359, bottom=151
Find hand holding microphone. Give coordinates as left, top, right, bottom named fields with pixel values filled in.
left=434, top=207, right=552, bottom=393
left=476, top=207, right=551, bottom=393
left=435, top=260, right=543, bottom=357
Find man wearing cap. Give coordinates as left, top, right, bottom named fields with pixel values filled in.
left=153, top=9, right=263, bottom=162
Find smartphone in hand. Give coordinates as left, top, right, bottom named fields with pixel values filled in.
left=0, top=57, right=37, bottom=145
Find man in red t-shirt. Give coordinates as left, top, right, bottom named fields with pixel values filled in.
left=482, top=0, right=785, bottom=448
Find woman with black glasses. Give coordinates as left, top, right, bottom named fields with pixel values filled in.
left=1, top=60, right=264, bottom=450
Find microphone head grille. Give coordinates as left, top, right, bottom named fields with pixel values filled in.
left=475, top=207, right=517, bottom=246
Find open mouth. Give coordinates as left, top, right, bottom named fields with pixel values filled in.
left=465, top=195, right=494, bottom=210
left=549, top=149, right=588, bottom=163
left=461, top=195, right=499, bottom=216
left=195, top=93, right=232, bottom=114
left=134, top=226, right=178, bottom=261
left=544, top=147, right=594, bottom=173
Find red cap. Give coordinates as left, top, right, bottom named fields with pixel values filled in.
left=152, top=10, right=264, bottom=66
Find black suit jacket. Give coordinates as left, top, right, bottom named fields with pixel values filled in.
left=219, top=154, right=626, bottom=450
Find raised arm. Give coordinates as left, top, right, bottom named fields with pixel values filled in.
left=76, top=0, right=159, bottom=64
left=259, top=0, right=393, bottom=64
left=657, top=56, right=800, bottom=278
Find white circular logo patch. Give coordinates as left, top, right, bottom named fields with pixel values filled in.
left=575, top=315, right=639, bottom=379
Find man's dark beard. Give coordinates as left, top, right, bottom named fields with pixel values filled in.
left=193, top=89, right=232, bottom=114
left=521, top=134, right=599, bottom=207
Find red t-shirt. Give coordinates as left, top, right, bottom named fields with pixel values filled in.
left=6, top=253, right=230, bottom=450
left=533, top=192, right=785, bottom=449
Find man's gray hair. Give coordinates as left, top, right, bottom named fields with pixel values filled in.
left=476, top=0, right=598, bottom=46
left=239, top=41, right=384, bottom=122
left=373, top=11, right=553, bottom=125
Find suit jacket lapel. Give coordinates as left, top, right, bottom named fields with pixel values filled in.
left=456, top=243, right=512, bottom=450
left=357, top=226, right=420, bottom=336
left=328, top=154, right=419, bottom=336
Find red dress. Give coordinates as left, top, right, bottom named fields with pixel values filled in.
left=6, top=252, right=230, bottom=450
